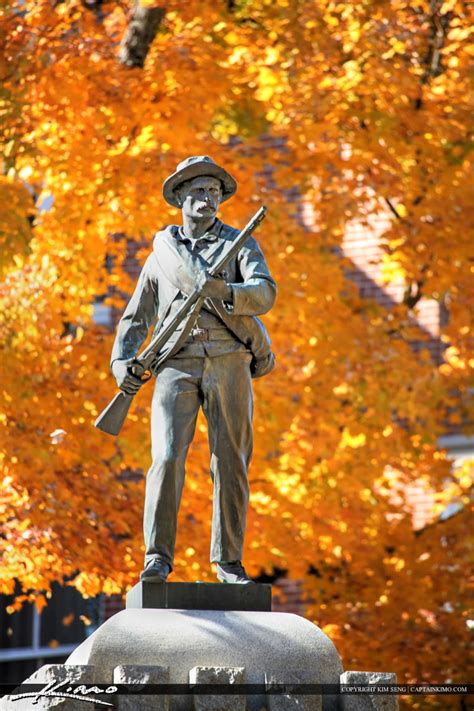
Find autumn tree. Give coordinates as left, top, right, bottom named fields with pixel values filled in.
left=1, top=1, right=472, bottom=706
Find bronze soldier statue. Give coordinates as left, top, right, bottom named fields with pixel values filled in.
left=110, top=156, right=276, bottom=584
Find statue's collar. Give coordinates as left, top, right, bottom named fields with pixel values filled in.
left=175, top=218, right=224, bottom=245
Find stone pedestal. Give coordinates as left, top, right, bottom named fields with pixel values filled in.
left=67, top=605, right=342, bottom=710
left=1, top=583, right=401, bottom=710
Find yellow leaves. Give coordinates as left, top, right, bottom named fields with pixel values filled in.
left=138, top=0, right=164, bottom=7
left=385, top=556, right=406, bottom=572
left=333, top=382, right=349, bottom=396
left=318, top=77, right=334, bottom=90
left=394, top=203, right=407, bottom=218
left=440, top=0, right=459, bottom=12
left=0, top=175, right=34, bottom=277
left=108, top=137, right=132, bottom=157
left=130, top=125, right=158, bottom=155
left=323, top=14, right=339, bottom=29
left=382, top=40, right=406, bottom=60
left=456, top=462, right=473, bottom=491
left=255, top=66, right=279, bottom=102
left=124, top=552, right=136, bottom=568
left=359, top=488, right=373, bottom=502
left=447, top=26, right=472, bottom=42
left=302, top=359, right=316, bottom=377
left=435, top=459, right=473, bottom=512
left=339, top=429, right=366, bottom=450
left=381, top=253, right=406, bottom=285
left=318, top=535, right=333, bottom=551
left=298, top=521, right=313, bottom=540
left=270, top=547, right=284, bottom=557
left=444, top=346, right=466, bottom=370
left=264, top=47, right=280, bottom=66
left=322, top=623, right=340, bottom=640
left=438, top=363, right=452, bottom=376
left=274, top=471, right=307, bottom=502
left=250, top=490, right=278, bottom=514
left=18, top=165, right=34, bottom=180
left=431, top=83, right=447, bottom=96
left=224, top=31, right=239, bottom=46
left=340, top=60, right=363, bottom=90
left=227, top=46, right=249, bottom=66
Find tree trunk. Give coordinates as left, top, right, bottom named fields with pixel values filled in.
left=118, top=3, right=165, bottom=68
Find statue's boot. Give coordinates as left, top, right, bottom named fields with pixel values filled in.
left=140, top=557, right=171, bottom=583
left=216, top=560, right=254, bottom=584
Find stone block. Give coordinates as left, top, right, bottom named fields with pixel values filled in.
left=0, top=665, right=94, bottom=710
left=113, top=665, right=170, bottom=711
left=340, top=671, right=399, bottom=710
left=189, top=666, right=245, bottom=711
left=265, top=671, right=322, bottom=711
left=126, top=581, right=272, bottom=612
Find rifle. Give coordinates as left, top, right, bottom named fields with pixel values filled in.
left=94, top=205, right=267, bottom=436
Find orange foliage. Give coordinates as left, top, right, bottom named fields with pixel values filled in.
left=0, top=0, right=472, bottom=705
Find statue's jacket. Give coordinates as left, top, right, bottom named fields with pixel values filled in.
left=110, top=218, right=277, bottom=378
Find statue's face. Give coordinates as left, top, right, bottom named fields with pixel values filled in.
left=177, top=175, right=223, bottom=220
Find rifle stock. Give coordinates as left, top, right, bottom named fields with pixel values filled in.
left=95, top=390, right=134, bottom=436
left=94, top=205, right=267, bottom=436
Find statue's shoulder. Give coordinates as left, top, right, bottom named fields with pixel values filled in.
left=219, top=220, right=259, bottom=251
left=152, top=224, right=178, bottom=250
left=218, top=221, right=239, bottom=241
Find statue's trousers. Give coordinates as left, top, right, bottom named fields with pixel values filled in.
left=143, top=350, right=253, bottom=567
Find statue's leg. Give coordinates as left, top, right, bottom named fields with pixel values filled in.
left=202, top=351, right=254, bottom=564
left=144, top=357, right=202, bottom=569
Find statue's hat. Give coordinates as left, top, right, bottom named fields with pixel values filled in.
left=162, top=155, right=237, bottom=208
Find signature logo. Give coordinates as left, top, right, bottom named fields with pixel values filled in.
left=9, top=679, right=117, bottom=706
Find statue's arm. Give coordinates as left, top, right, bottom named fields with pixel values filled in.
left=225, top=236, right=277, bottom=316
left=110, top=253, right=159, bottom=369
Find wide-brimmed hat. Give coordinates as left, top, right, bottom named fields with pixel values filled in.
left=162, top=155, right=237, bottom=207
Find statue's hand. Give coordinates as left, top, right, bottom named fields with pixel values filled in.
left=196, top=271, right=232, bottom=300
left=112, top=359, right=144, bottom=395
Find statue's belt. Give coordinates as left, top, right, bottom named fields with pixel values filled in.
left=186, top=326, right=237, bottom=342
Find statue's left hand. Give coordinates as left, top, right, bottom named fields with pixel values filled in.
left=112, top=359, right=144, bottom=395
left=196, top=271, right=232, bottom=301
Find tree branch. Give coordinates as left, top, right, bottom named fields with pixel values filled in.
left=415, top=0, right=452, bottom=110
left=385, top=197, right=406, bottom=222
left=118, top=3, right=165, bottom=68
left=403, top=279, right=425, bottom=309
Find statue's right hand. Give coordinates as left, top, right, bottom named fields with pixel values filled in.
left=112, top=359, right=144, bottom=395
